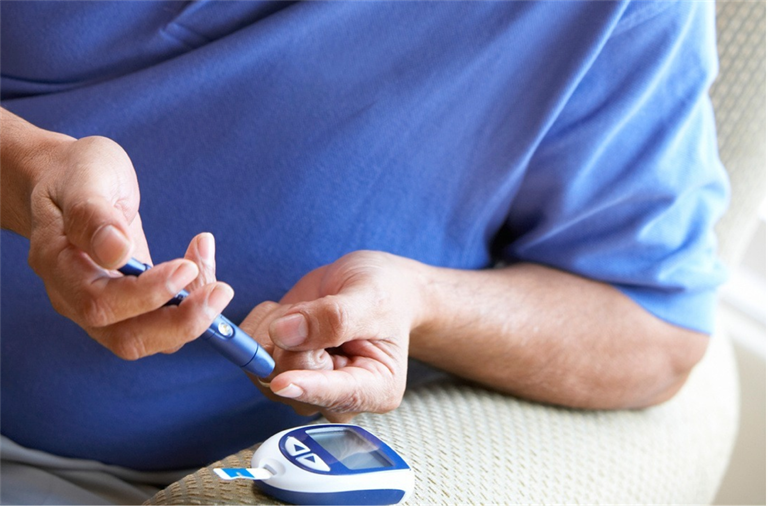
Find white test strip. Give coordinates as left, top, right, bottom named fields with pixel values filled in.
left=213, top=467, right=273, bottom=481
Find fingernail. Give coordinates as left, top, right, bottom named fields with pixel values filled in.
left=197, top=233, right=215, bottom=268
left=204, top=283, right=234, bottom=319
left=274, top=383, right=303, bottom=398
left=271, top=314, right=308, bottom=347
left=92, top=225, right=131, bottom=268
left=167, top=261, right=199, bottom=294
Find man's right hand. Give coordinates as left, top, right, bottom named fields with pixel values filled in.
left=1, top=109, right=234, bottom=359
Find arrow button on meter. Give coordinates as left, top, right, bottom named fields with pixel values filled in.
left=285, top=437, right=310, bottom=456
left=296, top=453, right=331, bottom=472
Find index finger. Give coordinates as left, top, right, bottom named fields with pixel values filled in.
left=269, top=358, right=404, bottom=416
left=50, top=246, right=200, bottom=328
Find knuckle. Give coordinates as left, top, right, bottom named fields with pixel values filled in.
left=254, top=301, right=280, bottom=320
left=47, top=293, right=70, bottom=319
left=261, top=301, right=281, bottom=312
left=367, top=283, right=390, bottom=312
left=27, top=239, right=61, bottom=279
left=325, top=412, right=356, bottom=424
left=64, top=199, right=99, bottom=234
left=109, top=330, right=147, bottom=361
left=242, top=301, right=281, bottom=335
left=328, top=391, right=364, bottom=414
left=82, top=135, right=126, bottom=154
left=79, top=297, right=114, bottom=328
left=359, top=380, right=403, bottom=415
left=161, top=344, right=184, bottom=355
left=379, top=394, right=402, bottom=414
left=177, top=308, right=209, bottom=340
left=292, top=406, right=320, bottom=417
left=27, top=247, right=44, bottom=275
left=320, top=298, right=350, bottom=344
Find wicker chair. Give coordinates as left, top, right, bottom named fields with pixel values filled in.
left=147, top=2, right=765, bottom=504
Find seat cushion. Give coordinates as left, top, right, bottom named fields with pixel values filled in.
left=147, top=323, right=738, bottom=505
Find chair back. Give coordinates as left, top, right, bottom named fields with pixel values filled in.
left=712, top=1, right=766, bottom=267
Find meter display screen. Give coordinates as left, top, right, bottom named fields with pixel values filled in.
left=306, top=428, right=393, bottom=470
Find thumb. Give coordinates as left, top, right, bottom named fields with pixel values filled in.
left=62, top=196, right=134, bottom=269
left=269, top=291, right=374, bottom=352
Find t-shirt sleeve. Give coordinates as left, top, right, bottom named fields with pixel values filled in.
left=501, top=1, right=729, bottom=334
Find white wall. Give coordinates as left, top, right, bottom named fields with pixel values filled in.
left=714, top=218, right=766, bottom=505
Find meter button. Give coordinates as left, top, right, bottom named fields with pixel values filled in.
left=284, top=437, right=310, bottom=456
left=296, top=453, right=330, bottom=472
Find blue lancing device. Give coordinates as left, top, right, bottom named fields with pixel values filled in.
left=118, top=257, right=275, bottom=377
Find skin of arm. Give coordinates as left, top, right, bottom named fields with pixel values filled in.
left=411, top=261, right=708, bottom=410
left=1, top=107, right=233, bottom=358
left=243, top=250, right=708, bottom=422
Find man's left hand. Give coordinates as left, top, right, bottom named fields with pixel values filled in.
left=240, top=251, right=428, bottom=422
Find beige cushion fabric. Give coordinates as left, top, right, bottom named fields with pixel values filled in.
left=147, top=327, right=738, bottom=505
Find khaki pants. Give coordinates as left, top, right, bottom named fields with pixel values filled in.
left=0, top=436, right=193, bottom=505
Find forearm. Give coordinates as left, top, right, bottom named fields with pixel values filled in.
left=410, top=261, right=708, bottom=409
left=1, top=108, right=74, bottom=237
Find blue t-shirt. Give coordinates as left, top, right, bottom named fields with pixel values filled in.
left=1, top=1, right=727, bottom=470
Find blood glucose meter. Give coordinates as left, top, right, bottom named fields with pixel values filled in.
left=214, top=424, right=414, bottom=505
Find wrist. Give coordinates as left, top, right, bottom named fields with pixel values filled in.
left=399, top=256, right=442, bottom=336
left=405, top=261, right=481, bottom=359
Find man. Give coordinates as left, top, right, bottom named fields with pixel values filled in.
left=1, top=1, right=727, bottom=503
